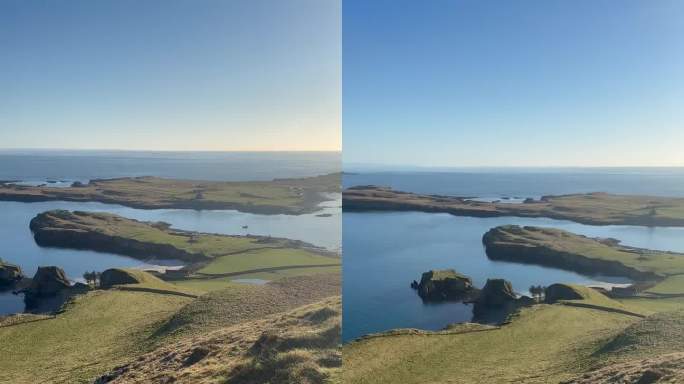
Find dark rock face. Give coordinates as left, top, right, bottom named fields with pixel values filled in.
left=100, top=269, right=142, bottom=288
left=0, top=261, right=24, bottom=286
left=477, top=279, right=517, bottom=307
left=26, top=266, right=71, bottom=297
left=545, top=284, right=584, bottom=303
left=413, top=269, right=475, bottom=301
left=472, top=278, right=528, bottom=324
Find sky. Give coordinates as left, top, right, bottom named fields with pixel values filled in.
left=0, top=0, right=340, bottom=151
left=343, top=0, right=684, bottom=167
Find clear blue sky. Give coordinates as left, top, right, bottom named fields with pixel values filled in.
left=343, top=0, right=684, bottom=167
left=0, top=0, right=340, bottom=151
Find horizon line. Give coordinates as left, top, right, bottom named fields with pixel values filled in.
left=0, top=148, right=342, bottom=153
left=344, top=163, right=684, bottom=169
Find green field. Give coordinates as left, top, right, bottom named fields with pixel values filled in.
left=30, top=210, right=340, bottom=288
left=197, top=247, right=340, bottom=275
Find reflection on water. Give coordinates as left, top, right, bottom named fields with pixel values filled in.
left=342, top=211, right=684, bottom=342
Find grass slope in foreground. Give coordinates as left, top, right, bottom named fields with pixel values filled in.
left=98, top=296, right=341, bottom=384
left=0, top=173, right=340, bottom=214
left=343, top=186, right=684, bottom=226
left=0, top=272, right=340, bottom=383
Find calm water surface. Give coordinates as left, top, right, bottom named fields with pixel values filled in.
left=343, top=169, right=684, bottom=342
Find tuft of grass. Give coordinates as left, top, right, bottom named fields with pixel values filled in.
left=95, top=297, right=341, bottom=384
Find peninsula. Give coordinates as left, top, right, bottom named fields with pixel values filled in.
left=29, top=210, right=340, bottom=277
left=483, top=225, right=684, bottom=283
left=343, top=185, right=684, bottom=226
left=0, top=173, right=341, bottom=214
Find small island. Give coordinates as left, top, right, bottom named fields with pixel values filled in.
left=0, top=173, right=341, bottom=214
left=411, top=269, right=476, bottom=301
left=343, top=185, right=684, bottom=227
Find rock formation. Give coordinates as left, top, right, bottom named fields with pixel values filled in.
left=477, top=279, right=517, bottom=307
left=412, top=269, right=476, bottom=301
left=0, top=260, right=24, bottom=286
left=25, top=266, right=71, bottom=297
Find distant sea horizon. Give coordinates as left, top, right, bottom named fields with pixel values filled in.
left=0, top=149, right=341, bottom=182
left=343, top=166, right=684, bottom=198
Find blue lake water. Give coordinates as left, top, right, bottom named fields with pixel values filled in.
left=0, top=151, right=340, bottom=316
left=342, top=169, right=684, bottom=342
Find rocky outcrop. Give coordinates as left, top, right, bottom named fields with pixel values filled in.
left=25, top=266, right=71, bottom=297
left=472, top=278, right=535, bottom=324
left=0, top=260, right=24, bottom=286
left=412, top=269, right=477, bottom=301
left=477, top=279, right=517, bottom=307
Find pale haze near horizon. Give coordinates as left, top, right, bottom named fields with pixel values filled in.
left=343, top=0, right=684, bottom=167
left=0, top=0, right=340, bottom=151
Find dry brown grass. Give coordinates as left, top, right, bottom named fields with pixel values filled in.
left=565, top=352, right=684, bottom=384
left=96, top=297, right=341, bottom=384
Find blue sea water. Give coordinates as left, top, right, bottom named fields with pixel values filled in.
left=342, top=169, right=684, bottom=342
left=1, top=150, right=340, bottom=182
